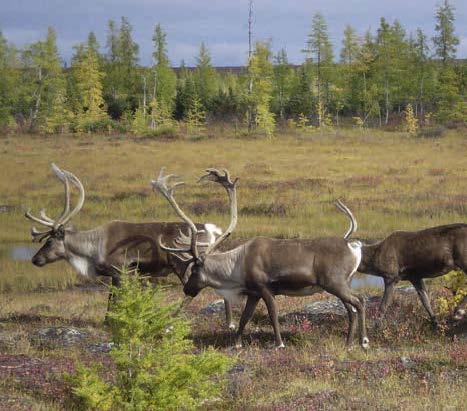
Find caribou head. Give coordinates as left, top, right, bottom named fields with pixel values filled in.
left=25, top=163, right=85, bottom=267
left=151, top=167, right=238, bottom=298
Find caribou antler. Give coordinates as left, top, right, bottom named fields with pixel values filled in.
left=30, top=226, right=53, bottom=243
left=25, top=164, right=85, bottom=241
left=334, top=199, right=357, bottom=239
left=151, top=168, right=200, bottom=260
left=55, top=167, right=85, bottom=227
left=199, top=169, right=238, bottom=255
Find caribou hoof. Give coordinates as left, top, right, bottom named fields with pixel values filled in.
left=276, top=343, right=285, bottom=349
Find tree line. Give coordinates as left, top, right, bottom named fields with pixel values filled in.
left=0, top=0, right=465, bottom=136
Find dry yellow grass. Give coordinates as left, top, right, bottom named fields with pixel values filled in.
left=1, top=129, right=466, bottom=244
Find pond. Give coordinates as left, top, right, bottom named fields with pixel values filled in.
left=0, top=243, right=38, bottom=261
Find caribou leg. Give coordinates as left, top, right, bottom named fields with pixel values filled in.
left=224, top=299, right=235, bottom=330
left=377, top=278, right=397, bottom=327
left=261, top=287, right=285, bottom=348
left=411, top=278, right=439, bottom=329
left=235, top=295, right=260, bottom=348
left=342, top=301, right=358, bottom=347
left=324, top=283, right=369, bottom=349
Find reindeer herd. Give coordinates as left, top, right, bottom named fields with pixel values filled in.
left=26, top=164, right=467, bottom=350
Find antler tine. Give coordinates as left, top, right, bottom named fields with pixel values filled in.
left=151, top=167, right=200, bottom=259
left=200, top=168, right=239, bottom=255
left=158, top=234, right=193, bottom=254
left=39, top=209, right=55, bottom=224
left=56, top=168, right=85, bottom=227
left=50, top=163, right=71, bottom=228
left=25, top=208, right=54, bottom=227
left=334, top=199, right=357, bottom=239
left=174, top=229, right=193, bottom=246
left=31, top=227, right=53, bottom=243
left=199, top=168, right=239, bottom=190
left=174, top=229, right=211, bottom=248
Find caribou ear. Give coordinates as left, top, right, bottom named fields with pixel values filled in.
left=55, top=225, right=66, bottom=240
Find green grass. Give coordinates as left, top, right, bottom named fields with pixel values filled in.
left=0, top=129, right=466, bottom=409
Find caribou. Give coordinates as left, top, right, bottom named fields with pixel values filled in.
left=358, top=224, right=467, bottom=328
left=24, top=164, right=236, bottom=324
left=151, top=168, right=369, bottom=349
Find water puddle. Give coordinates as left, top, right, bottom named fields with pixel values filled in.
left=0, top=243, right=37, bottom=261
left=351, top=274, right=383, bottom=289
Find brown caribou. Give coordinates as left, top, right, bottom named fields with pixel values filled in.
left=358, top=224, right=467, bottom=327
left=151, top=167, right=369, bottom=349
left=24, top=164, right=236, bottom=325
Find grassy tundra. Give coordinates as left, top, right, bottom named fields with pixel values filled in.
left=0, top=128, right=466, bottom=409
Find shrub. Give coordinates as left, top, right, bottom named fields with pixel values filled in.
left=143, top=124, right=180, bottom=139
left=417, top=126, right=446, bottom=138
left=73, top=117, right=126, bottom=134
left=436, top=270, right=466, bottom=315
left=69, top=267, right=233, bottom=410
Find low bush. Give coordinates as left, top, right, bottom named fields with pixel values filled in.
left=69, top=267, right=233, bottom=411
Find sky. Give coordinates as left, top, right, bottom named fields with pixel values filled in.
left=1, top=0, right=466, bottom=66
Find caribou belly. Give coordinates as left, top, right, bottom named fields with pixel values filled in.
left=215, top=288, right=244, bottom=305
left=281, top=286, right=323, bottom=297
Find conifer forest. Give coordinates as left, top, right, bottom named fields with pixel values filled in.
left=0, top=1, right=465, bottom=136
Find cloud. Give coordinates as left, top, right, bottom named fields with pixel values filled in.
left=1, top=0, right=466, bottom=65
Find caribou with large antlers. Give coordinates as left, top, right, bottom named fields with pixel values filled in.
left=152, top=168, right=369, bottom=349
left=25, top=164, right=228, bottom=320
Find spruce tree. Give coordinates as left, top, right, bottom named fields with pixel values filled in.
left=151, top=23, right=176, bottom=119
left=303, top=12, right=334, bottom=127
left=247, top=41, right=275, bottom=137
left=272, top=48, right=294, bottom=121
left=70, top=268, right=232, bottom=410
left=433, top=0, right=459, bottom=64
left=339, top=25, right=362, bottom=117
left=194, top=42, right=217, bottom=112
left=71, top=37, right=108, bottom=131
left=103, top=17, right=139, bottom=118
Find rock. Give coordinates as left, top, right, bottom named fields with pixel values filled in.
left=396, top=285, right=416, bottom=293
left=281, top=296, right=377, bottom=324
left=87, top=341, right=115, bottom=353
left=200, top=299, right=226, bottom=314
left=228, top=364, right=245, bottom=375
left=400, top=356, right=415, bottom=368
left=31, top=326, right=87, bottom=348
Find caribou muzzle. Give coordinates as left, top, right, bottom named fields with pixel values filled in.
left=31, top=253, right=47, bottom=267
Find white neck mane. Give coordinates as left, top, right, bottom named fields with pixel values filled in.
left=64, top=228, right=105, bottom=278
left=204, top=245, right=247, bottom=283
